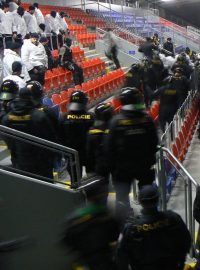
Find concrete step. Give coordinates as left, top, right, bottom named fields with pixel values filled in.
left=85, top=53, right=101, bottom=60
left=84, top=49, right=96, bottom=56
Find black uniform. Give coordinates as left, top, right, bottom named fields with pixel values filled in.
left=86, top=121, right=109, bottom=175
left=163, top=40, right=174, bottom=56
left=171, top=74, right=190, bottom=106
left=43, top=43, right=54, bottom=70
left=117, top=208, right=191, bottom=270
left=138, top=39, right=158, bottom=60
left=152, top=80, right=180, bottom=131
left=1, top=98, right=56, bottom=179
left=172, top=61, right=193, bottom=79
left=125, top=64, right=142, bottom=90
left=60, top=110, right=94, bottom=176
left=151, top=56, right=165, bottom=87
left=59, top=39, right=84, bottom=85
left=139, top=59, right=157, bottom=107
left=62, top=202, right=119, bottom=270
left=104, top=107, right=158, bottom=212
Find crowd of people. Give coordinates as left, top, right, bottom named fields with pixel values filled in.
left=0, top=1, right=199, bottom=269
left=0, top=0, right=84, bottom=86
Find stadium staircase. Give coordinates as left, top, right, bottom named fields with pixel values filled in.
left=0, top=3, right=199, bottom=269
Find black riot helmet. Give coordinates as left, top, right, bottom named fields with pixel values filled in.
left=130, top=63, right=140, bottom=73
left=119, top=87, right=144, bottom=110
left=0, top=80, right=19, bottom=101
left=68, top=90, right=88, bottom=111
left=26, top=81, right=44, bottom=100
left=94, top=102, right=114, bottom=122
left=138, top=184, right=159, bottom=208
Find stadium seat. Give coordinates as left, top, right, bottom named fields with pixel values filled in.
left=52, top=94, right=62, bottom=105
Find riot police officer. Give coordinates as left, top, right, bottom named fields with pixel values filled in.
left=62, top=178, right=120, bottom=270
left=124, top=63, right=142, bottom=90
left=138, top=37, right=158, bottom=60
left=117, top=184, right=191, bottom=270
left=172, top=67, right=190, bottom=106
left=152, top=74, right=181, bottom=131
left=139, top=58, right=157, bottom=108
left=172, top=54, right=193, bottom=79
left=26, top=81, right=59, bottom=134
left=0, top=80, right=19, bottom=122
left=86, top=102, right=114, bottom=204
left=60, top=90, right=94, bottom=177
left=1, top=86, right=56, bottom=179
left=104, top=87, right=158, bottom=221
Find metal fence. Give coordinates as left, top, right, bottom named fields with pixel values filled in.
left=0, top=125, right=81, bottom=188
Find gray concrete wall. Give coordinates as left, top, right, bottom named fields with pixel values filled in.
left=0, top=169, right=85, bottom=270
left=95, top=39, right=142, bottom=67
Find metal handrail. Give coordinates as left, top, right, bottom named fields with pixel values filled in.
left=0, top=125, right=81, bottom=188
left=161, top=89, right=197, bottom=148
left=157, top=145, right=198, bottom=257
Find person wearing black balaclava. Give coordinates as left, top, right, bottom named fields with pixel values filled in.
left=59, top=37, right=84, bottom=85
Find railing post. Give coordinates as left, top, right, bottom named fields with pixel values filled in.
left=159, top=147, right=167, bottom=211
left=187, top=177, right=195, bottom=257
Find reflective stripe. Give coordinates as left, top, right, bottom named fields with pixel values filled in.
left=67, top=114, right=91, bottom=120
left=89, top=129, right=104, bottom=134
left=8, top=115, right=31, bottom=121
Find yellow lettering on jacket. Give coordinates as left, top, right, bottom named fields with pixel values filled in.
left=67, top=114, right=91, bottom=120
left=118, top=119, right=134, bottom=125
left=136, top=219, right=169, bottom=232
left=165, top=90, right=176, bottom=95
left=8, top=115, right=31, bottom=121
left=89, top=129, right=104, bottom=135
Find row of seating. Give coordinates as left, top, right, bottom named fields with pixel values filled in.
left=44, top=57, right=106, bottom=92
left=171, top=96, right=199, bottom=163
left=76, top=33, right=97, bottom=47
left=80, top=58, right=106, bottom=78
left=44, top=67, right=73, bottom=92
left=71, top=46, right=85, bottom=62
left=49, top=69, right=125, bottom=112
left=51, top=46, right=85, bottom=63
left=68, top=24, right=87, bottom=35
left=165, top=94, right=199, bottom=193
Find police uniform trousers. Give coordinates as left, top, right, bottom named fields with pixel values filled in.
left=112, top=168, right=154, bottom=219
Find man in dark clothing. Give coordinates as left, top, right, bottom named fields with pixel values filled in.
left=62, top=178, right=120, bottom=270
left=185, top=47, right=196, bottom=62
left=60, top=90, right=94, bottom=178
left=163, top=37, right=174, bottom=56
left=152, top=70, right=189, bottom=131
left=172, top=55, right=193, bottom=79
left=138, top=37, right=158, bottom=60
left=39, top=37, right=54, bottom=70
left=104, top=87, right=158, bottom=220
left=151, top=53, right=165, bottom=87
left=59, top=37, right=84, bottom=85
left=104, top=28, right=121, bottom=69
left=0, top=79, right=19, bottom=122
left=1, top=87, right=56, bottom=179
left=117, top=184, right=191, bottom=270
left=172, top=67, right=190, bottom=106
left=125, top=63, right=142, bottom=90
left=26, top=80, right=59, bottom=133
left=86, top=102, right=114, bottom=204
left=139, top=58, right=157, bottom=108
